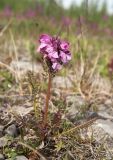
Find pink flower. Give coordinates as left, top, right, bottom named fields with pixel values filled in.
left=52, top=62, right=62, bottom=71
left=39, top=34, right=51, bottom=43
left=25, top=9, right=36, bottom=18
left=62, top=16, right=71, bottom=26
left=37, top=34, right=71, bottom=72
left=3, top=5, right=13, bottom=18
left=60, top=41, right=69, bottom=51
left=60, top=51, right=71, bottom=63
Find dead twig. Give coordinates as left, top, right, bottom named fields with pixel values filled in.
left=56, top=117, right=98, bottom=138
left=0, top=19, right=13, bottom=36
left=0, top=61, right=16, bottom=74
left=18, top=141, right=47, bottom=160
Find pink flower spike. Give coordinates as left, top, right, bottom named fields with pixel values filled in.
left=37, top=33, right=71, bottom=72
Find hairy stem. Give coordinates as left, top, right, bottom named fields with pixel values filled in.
left=43, top=73, right=52, bottom=127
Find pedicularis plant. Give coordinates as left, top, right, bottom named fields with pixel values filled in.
left=37, top=34, right=71, bottom=128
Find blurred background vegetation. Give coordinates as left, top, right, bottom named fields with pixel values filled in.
left=0, top=0, right=113, bottom=77
left=0, top=0, right=112, bottom=37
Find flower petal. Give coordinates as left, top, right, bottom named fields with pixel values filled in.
left=60, top=41, right=69, bottom=51
left=48, top=51, right=59, bottom=59
left=66, top=53, right=71, bottom=61
left=60, top=51, right=67, bottom=63
left=39, top=34, right=51, bottom=44
left=45, top=46, right=54, bottom=53
left=52, top=62, right=62, bottom=71
left=37, top=43, right=47, bottom=52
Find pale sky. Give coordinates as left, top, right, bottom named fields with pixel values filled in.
left=56, top=0, right=113, bottom=14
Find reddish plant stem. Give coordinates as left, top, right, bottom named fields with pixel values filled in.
left=43, top=73, right=52, bottom=127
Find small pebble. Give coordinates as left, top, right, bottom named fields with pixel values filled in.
left=0, top=154, right=5, bottom=160
left=5, top=124, right=20, bottom=137
left=0, top=136, right=8, bottom=148
left=0, top=125, right=4, bottom=137
left=15, top=155, right=28, bottom=160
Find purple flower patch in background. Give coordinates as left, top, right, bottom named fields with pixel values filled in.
left=25, top=9, right=36, bottom=18
left=3, top=5, right=13, bottom=18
